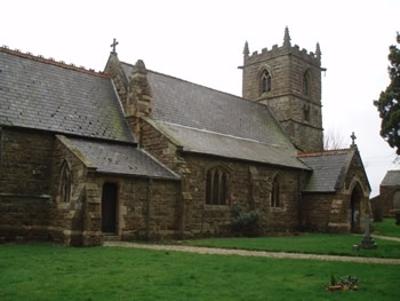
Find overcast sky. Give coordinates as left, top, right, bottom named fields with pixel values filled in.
left=1, top=0, right=399, bottom=196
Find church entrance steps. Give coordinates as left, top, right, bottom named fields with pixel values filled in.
left=103, top=241, right=400, bottom=265
left=103, top=234, right=120, bottom=242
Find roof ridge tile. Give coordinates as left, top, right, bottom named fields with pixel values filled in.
left=0, top=45, right=109, bottom=78
left=298, top=148, right=352, bottom=158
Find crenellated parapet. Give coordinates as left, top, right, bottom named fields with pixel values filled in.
left=241, top=27, right=324, bottom=153
left=243, top=42, right=322, bottom=69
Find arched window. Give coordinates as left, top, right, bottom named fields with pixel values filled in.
left=303, top=104, right=310, bottom=122
left=260, top=70, right=272, bottom=94
left=59, top=160, right=72, bottom=203
left=271, top=175, right=280, bottom=208
left=206, top=167, right=228, bottom=205
left=303, top=70, right=311, bottom=96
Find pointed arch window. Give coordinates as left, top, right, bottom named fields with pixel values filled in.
left=271, top=175, right=280, bottom=208
left=206, top=167, right=229, bottom=205
left=59, top=160, right=72, bottom=203
left=260, top=70, right=272, bottom=94
left=303, top=70, right=311, bottom=96
left=303, top=104, right=310, bottom=122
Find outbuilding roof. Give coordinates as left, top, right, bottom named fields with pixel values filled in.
left=299, top=149, right=354, bottom=192
left=381, top=170, right=400, bottom=186
left=59, top=136, right=179, bottom=180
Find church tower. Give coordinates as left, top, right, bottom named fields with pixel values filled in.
left=241, top=27, right=325, bottom=152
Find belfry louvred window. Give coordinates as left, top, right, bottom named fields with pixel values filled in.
left=206, top=167, right=228, bottom=205
left=260, top=70, right=272, bottom=94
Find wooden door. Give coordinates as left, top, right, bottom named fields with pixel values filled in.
left=101, top=183, right=118, bottom=233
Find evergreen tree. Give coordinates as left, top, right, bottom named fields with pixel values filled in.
left=374, top=33, right=400, bottom=154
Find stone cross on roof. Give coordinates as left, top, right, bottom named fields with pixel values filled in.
left=110, top=38, right=119, bottom=55
left=350, top=132, right=357, bottom=147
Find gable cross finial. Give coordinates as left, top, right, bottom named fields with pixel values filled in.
left=350, top=131, right=357, bottom=147
left=110, top=38, right=119, bottom=55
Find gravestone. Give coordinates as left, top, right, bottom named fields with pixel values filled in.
left=360, top=215, right=377, bottom=249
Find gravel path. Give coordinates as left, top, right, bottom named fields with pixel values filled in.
left=372, top=234, right=400, bottom=242
left=104, top=241, right=400, bottom=265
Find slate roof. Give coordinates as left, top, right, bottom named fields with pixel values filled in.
left=121, top=63, right=293, bottom=148
left=121, top=62, right=308, bottom=170
left=150, top=120, right=309, bottom=170
left=381, top=170, right=400, bottom=186
left=299, top=149, right=354, bottom=192
left=61, top=136, right=179, bottom=180
left=0, top=48, right=134, bottom=143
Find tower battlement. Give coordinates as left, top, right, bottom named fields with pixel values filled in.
left=244, top=42, right=321, bottom=68
left=241, top=27, right=324, bottom=152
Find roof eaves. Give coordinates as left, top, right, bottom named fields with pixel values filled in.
left=0, top=46, right=109, bottom=79
left=334, top=149, right=355, bottom=191
left=143, top=118, right=184, bottom=147
left=91, top=169, right=180, bottom=181
left=56, top=135, right=97, bottom=170
left=181, top=149, right=310, bottom=171
left=138, top=147, right=181, bottom=180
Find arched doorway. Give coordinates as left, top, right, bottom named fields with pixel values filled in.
left=101, top=183, right=118, bottom=234
left=350, top=183, right=363, bottom=232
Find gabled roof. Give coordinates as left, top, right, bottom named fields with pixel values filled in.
left=0, top=48, right=134, bottom=143
left=59, top=136, right=179, bottom=180
left=149, top=120, right=310, bottom=170
left=381, top=170, right=400, bottom=186
left=121, top=62, right=293, bottom=148
left=121, top=62, right=309, bottom=169
left=299, top=149, right=354, bottom=192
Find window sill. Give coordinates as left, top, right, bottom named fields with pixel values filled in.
left=204, top=204, right=230, bottom=210
left=270, top=207, right=286, bottom=212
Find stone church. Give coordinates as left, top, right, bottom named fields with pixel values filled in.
left=0, top=29, right=371, bottom=246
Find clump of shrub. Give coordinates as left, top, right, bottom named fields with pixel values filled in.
left=328, top=274, right=359, bottom=291
left=231, top=204, right=260, bottom=236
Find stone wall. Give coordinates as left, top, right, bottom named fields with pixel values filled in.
left=302, top=149, right=371, bottom=233
left=0, top=127, right=180, bottom=245
left=133, top=119, right=305, bottom=236
left=130, top=118, right=184, bottom=174
left=182, top=154, right=302, bottom=236
left=370, top=195, right=383, bottom=222
left=379, top=186, right=400, bottom=217
left=302, top=193, right=348, bottom=232
left=241, top=45, right=323, bottom=152
left=85, top=174, right=179, bottom=241
left=49, top=136, right=96, bottom=245
left=0, top=128, right=55, bottom=242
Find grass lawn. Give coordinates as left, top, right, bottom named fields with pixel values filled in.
left=0, top=244, right=399, bottom=301
left=183, top=233, right=400, bottom=258
left=373, top=218, right=400, bottom=238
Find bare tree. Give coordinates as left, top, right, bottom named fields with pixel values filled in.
left=324, top=129, right=346, bottom=150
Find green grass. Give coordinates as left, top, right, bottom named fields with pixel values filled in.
left=0, top=244, right=399, bottom=301
left=184, top=233, right=400, bottom=258
left=374, top=218, right=400, bottom=238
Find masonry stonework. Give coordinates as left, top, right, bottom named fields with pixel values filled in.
left=241, top=34, right=324, bottom=152
left=0, top=128, right=54, bottom=241
left=0, top=31, right=372, bottom=246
